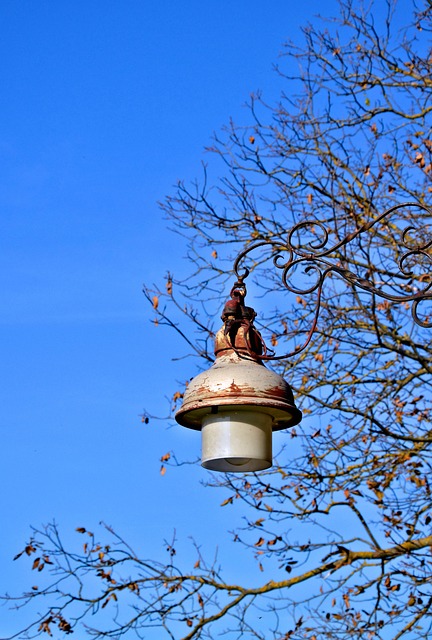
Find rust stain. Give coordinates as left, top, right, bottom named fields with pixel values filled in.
left=228, top=380, right=256, bottom=395
left=266, top=384, right=295, bottom=401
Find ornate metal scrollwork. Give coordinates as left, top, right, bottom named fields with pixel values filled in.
left=230, top=202, right=432, bottom=360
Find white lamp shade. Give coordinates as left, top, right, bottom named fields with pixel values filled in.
left=201, top=408, right=272, bottom=472
left=174, top=334, right=302, bottom=473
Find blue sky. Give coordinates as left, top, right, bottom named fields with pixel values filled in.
left=0, top=0, right=356, bottom=634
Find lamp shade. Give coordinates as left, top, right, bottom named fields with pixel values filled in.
left=175, top=343, right=302, bottom=471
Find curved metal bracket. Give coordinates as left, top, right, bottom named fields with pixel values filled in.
left=231, top=202, right=432, bottom=360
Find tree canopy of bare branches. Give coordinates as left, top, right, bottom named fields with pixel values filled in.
left=4, top=1, right=432, bottom=639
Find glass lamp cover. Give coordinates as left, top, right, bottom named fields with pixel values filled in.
left=201, top=408, right=272, bottom=472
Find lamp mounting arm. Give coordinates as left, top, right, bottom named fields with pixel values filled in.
left=228, top=202, right=432, bottom=360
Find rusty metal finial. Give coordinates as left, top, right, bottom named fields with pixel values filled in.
left=217, top=281, right=273, bottom=362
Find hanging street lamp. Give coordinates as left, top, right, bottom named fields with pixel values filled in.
left=175, top=281, right=302, bottom=472
left=173, top=202, right=432, bottom=472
